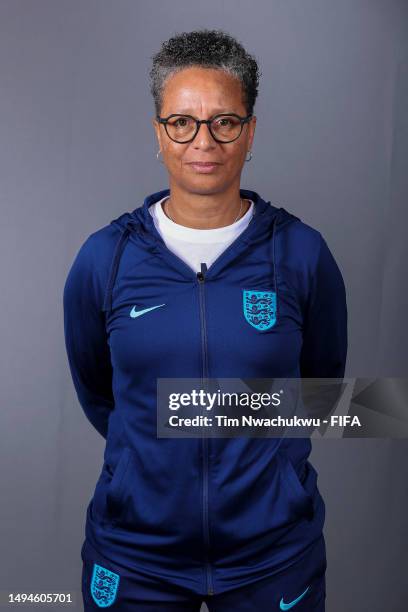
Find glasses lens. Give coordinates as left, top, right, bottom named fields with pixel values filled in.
left=210, top=115, right=242, bottom=142
left=166, top=115, right=196, bottom=142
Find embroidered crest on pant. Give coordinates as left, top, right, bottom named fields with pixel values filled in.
left=243, top=290, right=277, bottom=330
left=90, top=563, right=120, bottom=608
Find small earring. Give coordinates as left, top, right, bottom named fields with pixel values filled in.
left=245, top=150, right=253, bottom=162
left=156, top=149, right=164, bottom=163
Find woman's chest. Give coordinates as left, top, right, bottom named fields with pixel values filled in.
left=105, top=264, right=305, bottom=378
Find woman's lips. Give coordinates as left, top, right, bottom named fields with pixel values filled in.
left=187, top=162, right=220, bottom=173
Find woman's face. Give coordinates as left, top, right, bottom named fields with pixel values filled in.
left=152, top=67, right=256, bottom=195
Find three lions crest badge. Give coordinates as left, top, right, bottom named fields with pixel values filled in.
left=90, top=563, right=120, bottom=608
left=243, top=290, right=277, bottom=331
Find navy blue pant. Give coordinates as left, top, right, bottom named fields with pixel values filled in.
left=81, top=535, right=326, bottom=611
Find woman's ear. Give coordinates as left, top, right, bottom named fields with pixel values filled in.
left=152, top=116, right=162, bottom=149
left=247, top=115, right=257, bottom=151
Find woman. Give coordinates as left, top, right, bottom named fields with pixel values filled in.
left=63, top=29, right=347, bottom=611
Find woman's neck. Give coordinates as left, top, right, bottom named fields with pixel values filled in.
left=163, top=185, right=249, bottom=229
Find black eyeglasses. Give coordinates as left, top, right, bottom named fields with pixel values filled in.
left=156, top=113, right=253, bottom=144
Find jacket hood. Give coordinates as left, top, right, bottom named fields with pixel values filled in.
left=102, top=188, right=300, bottom=313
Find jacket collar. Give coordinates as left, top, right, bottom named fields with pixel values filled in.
left=103, top=188, right=298, bottom=313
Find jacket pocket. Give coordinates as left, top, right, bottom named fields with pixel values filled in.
left=277, top=452, right=315, bottom=522
left=105, top=447, right=132, bottom=523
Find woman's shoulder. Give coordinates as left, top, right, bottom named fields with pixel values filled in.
left=66, top=211, right=134, bottom=294
left=273, top=205, right=346, bottom=304
left=275, top=205, right=327, bottom=270
left=77, top=209, right=137, bottom=263
left=85, top=211, right=133, bottom=248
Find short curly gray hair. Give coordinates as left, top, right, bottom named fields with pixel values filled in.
left=149, top=29, right=261, bottom=117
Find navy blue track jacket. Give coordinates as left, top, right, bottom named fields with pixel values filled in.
left=63, top=187, right=348, bottom=596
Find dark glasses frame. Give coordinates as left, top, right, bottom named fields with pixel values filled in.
left=156, top=112, right=253, bottom=143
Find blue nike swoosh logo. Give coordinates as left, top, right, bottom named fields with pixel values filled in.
left=129, top=304, right=166, bottom=318
left=279, top=585, right=310, bottom=610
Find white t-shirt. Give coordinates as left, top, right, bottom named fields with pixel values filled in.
left=149, top=195, right=255, bottom=274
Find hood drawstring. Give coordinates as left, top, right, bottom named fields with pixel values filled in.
left=102, top=220, right=140, bottom=313
left=272, top=208, right=282, bottom=324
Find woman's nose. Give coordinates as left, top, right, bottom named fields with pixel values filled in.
left=192, top=123, right=217, bottom=149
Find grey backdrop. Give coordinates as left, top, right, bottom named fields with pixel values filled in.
left=1, top=1, right=407, bottom=610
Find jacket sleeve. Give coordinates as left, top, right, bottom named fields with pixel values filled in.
left=63, top=234, right=114, bottom=438
left=299, top=234, right=348, bottom=378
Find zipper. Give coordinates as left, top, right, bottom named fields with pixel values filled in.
left=197, top=262, right=214, bottom=596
